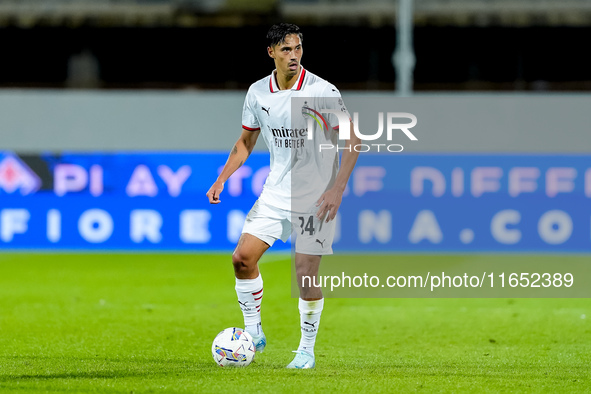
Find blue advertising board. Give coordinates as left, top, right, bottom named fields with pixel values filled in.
left=0, top=151, right=589, bottom=252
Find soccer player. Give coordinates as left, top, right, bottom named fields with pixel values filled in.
left=206, top=23, right=361, bottom=369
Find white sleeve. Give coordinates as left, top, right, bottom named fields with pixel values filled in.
left=241, top=87, right=260, bottom=131
left=322, top=83, right=351, bottom=131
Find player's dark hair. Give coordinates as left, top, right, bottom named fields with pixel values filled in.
left=266, top=23, right=303, bottom=48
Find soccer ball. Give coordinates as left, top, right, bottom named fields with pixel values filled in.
left=211, top=327, right=256, bottom=367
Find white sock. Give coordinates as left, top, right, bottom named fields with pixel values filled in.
left=297, top=298, right=324, bottom=356
left=235, top=275, right=264, bottom=337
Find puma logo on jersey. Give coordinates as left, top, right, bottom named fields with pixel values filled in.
left=315, top=239, right=326, bottom=248
left=262, top=106, right=270, bottom=116
left=304, top=321, right=318, bottom=328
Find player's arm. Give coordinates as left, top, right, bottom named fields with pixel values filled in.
left=206, top=128, right=260, bottom=204
left=316, top=122, right=361, bottom=221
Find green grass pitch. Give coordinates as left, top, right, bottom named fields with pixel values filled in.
left=0, top=253, right=589, bottom=393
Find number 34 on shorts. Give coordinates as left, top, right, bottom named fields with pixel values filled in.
left=293, top=212, right=336, bottom=256
left=241, top=200, right=335, bottom=255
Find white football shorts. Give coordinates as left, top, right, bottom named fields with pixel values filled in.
left=241, top=199, right=336, bottom=255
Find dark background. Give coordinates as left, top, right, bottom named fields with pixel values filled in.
left=1, top=10, right=590, bottom=91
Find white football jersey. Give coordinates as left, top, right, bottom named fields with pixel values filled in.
left=241, top=67, right=350, bottom=212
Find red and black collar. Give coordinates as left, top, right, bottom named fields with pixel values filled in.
left=269, top=67, right=306, bottom=93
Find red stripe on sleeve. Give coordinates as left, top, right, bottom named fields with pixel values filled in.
left=243, top=125, right=260, bottom=131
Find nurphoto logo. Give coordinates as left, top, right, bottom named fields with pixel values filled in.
left=303, top=107, right=418, bottom=153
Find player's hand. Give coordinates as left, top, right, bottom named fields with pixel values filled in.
left=316, top=187, right=343, bottom=223
left=206, top=181, right=224, bottom=204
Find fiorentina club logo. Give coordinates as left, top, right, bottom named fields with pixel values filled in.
left=0, top=154, right=42, bottom=195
